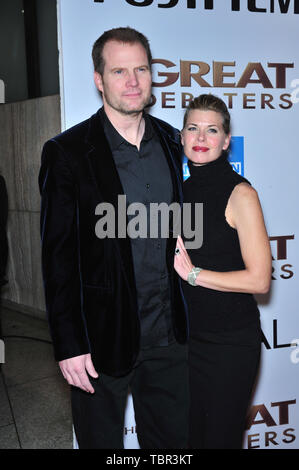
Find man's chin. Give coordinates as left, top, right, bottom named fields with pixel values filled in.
left=104, top=96, right=151, bottom=116
left=122, top=96, right=152, bottom=115
left=122, top=108, right=144, bottom=115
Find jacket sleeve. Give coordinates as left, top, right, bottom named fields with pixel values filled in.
left=39, top=140, right=90, bottom=361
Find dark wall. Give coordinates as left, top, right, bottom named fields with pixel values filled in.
left=0, top=0, right=28, bottom=103
left=36, top=0, right=60, bottom=97
left=0, top=0, right=59, bottom=104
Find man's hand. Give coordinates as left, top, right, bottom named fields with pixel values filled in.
left=59, top=353, right=98, bottom=393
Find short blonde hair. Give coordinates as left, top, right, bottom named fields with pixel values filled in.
left=183, top=94, right=231, bottom=135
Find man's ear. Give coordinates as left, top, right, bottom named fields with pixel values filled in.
left=94, top=71, right=103, bottom=93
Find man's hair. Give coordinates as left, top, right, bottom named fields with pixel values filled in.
left=183, top=94, right=231, bottom=135
left=92, top=26, right=152, bottom=75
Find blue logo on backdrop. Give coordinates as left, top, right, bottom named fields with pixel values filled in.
left=183, top=136, right=244, bottom=181
left=229, top=136, right=244, bottom=176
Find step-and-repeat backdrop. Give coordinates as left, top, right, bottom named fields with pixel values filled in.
left=57, top=0, right=299, bottom=449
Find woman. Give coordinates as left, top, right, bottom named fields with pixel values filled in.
left=175, top=94, right=271, bottom=449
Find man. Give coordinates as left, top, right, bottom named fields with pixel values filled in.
left=39, top=27, right=188, bottom=449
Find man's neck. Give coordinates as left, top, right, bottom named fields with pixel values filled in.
left=103, top=106, right=145, bottom=150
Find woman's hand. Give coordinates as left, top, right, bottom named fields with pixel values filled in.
left=174, top=235, right=194, bottom=281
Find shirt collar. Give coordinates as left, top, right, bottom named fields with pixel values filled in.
left=99, top=107, right=154, bottom=151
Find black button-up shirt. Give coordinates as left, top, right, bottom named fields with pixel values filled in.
left=100, top=108, right=175, bottom=349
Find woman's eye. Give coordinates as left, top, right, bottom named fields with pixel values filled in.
left=208, top=128, right=218, bottom=133
left=187, top=126, right=197, bottom=131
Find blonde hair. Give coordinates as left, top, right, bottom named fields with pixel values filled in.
left=183, top=94, right=231, bottom=135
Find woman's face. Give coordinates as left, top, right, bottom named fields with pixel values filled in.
left=181, top=109, right=231, bottom=165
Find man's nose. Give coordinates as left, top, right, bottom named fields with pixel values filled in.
left=126, top=71, right=138, bottom=87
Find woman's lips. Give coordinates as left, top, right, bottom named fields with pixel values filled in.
left=192, top=146, right=209, bottom=152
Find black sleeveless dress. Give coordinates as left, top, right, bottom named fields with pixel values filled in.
left=183, top=153, right=261, bottom=449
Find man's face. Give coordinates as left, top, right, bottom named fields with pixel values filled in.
left=94, top=40, right=152, bottom=116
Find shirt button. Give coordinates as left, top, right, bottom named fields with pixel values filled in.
left=146, top=183, right=150, bottom=189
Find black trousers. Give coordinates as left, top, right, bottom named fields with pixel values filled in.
left=189, top=335, right=261, bottom=449
left=71, top=341, right=189, bottom=449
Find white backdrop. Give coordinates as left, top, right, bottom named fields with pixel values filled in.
left=57, top=0, right=299, bottom=449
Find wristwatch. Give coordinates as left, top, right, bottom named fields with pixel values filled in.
left=187, top=267, right=202, bottom=286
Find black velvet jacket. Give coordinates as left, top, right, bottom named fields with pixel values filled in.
left=39, top=109, right=188, bottom=376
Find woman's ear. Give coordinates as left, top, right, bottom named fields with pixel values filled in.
left=223, top=133, right=231, bottom=151
left=180, top=131, right=184, bottom=146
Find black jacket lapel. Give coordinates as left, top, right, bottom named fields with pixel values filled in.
left=85, top=110, right=124, bottom=207
left=85, top=110, right=137, bottom=294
